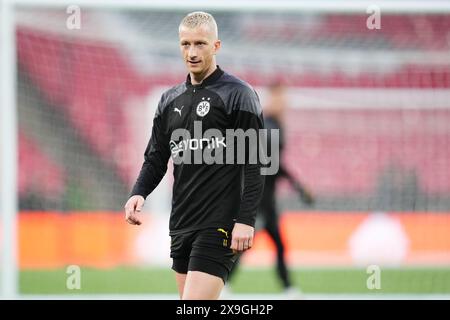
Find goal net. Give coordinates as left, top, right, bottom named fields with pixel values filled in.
left=2, top=0, right=450, bottom=298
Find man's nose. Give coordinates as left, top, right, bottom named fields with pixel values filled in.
left=188, top=46, right=197, bottom=59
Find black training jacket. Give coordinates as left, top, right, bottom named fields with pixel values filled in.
left=131, top=66, right=265, bottom=235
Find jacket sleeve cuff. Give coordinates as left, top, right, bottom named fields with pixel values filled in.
left=235, top=214, right=256, bottom=228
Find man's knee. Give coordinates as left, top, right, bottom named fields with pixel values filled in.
left=175, top=271, right=187, bottom=298
left=182, top=271, right=224, bottom=300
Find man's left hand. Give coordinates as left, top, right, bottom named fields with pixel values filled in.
left=230, top=223, right=254, bottom=253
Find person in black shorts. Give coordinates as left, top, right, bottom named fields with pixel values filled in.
left=124, top=11, right=265, bottom=299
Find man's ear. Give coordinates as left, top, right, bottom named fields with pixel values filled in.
left=214, top=39, right=221, bottom=54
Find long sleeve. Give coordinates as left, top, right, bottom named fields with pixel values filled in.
left=130, top=105, right=171, bottom=199
left=233, top=87, right=265, bottom=227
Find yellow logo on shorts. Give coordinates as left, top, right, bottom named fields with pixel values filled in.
left=217, top=228, right=228, bottom=238
left=217, top=228, right=229, bottom=247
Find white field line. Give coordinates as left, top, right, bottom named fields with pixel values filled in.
left=19, top=293, right=450, bottom=300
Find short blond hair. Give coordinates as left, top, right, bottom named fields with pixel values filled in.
left=179, top=11, right=218, bottom=39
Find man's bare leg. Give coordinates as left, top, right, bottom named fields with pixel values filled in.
left=175, top=272, right=187, bottom=299
left=182, top=271, right=224, bottom=300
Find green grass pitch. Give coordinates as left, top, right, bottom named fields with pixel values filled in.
left=20, top=267, right=450, bottom=295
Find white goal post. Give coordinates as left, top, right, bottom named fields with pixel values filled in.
left=1, top=0, right=19, bottom=300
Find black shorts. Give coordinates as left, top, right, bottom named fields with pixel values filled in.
left=170, top=227, right=238, bottom=284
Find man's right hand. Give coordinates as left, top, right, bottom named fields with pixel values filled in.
left=124, top=195, right=145, bottom=225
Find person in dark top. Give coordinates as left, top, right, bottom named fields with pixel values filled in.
left=124, top=11, right=265, bottom=300
left=226, top=82, right=315, bottom=298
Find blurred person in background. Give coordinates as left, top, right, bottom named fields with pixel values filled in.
left=225, top=82, right=315, bottom=298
